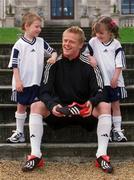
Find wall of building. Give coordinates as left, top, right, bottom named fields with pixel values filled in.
left=1, top=0, right=134, bottom=27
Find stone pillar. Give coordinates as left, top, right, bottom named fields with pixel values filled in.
left=110, top=0, right=119, bottom=25
left=5, top=16, right=15, bottom=27
left=37, top=0, right=45, bottom=27
left=0, top=0, right=6, bottom=27
left=110, top=0, right=117, bottom=14
left=80, top=0, right=89, bottom=27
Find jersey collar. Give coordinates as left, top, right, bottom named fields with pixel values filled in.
left=21, top=36, right=36, bottom=45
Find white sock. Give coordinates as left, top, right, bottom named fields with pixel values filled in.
left=29, top=113, right=43, bottom=158
left=96, top=114, right=112, bottom=158
left=15, top=112, right=27, bottom=133
left=112, top=116, right=122, bottom=131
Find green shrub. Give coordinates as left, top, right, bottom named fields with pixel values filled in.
left=0, top=27, right=134, bottom=44
left=119, top=27, right=134, bottom=43
left=0, top=28, right=22, bottom=44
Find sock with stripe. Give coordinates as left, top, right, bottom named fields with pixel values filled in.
left=96, top=114, right=112, bottom=158
left=29, top=113, right=43, bottom=158
left=15, top=112, right=27, bottom=133
left=112, top=116, right=122, bottom=131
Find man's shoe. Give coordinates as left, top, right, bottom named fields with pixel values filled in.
left=112, top=129, right=127, bottom=142
left=22, top=155, right=44, bottom=172
left=6, top=130, right=25, bottom=143
left=56, top=102, right=92, bottom=117
left=95, top=155, right=113, bottom=173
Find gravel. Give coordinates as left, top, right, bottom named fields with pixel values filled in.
left=0, top=160, right=134, bottom=180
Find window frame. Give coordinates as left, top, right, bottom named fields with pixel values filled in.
left=51, top=0, right=74, bottom=19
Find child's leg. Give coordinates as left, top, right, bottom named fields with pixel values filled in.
left=111, top=101, right=127, bottom=142
left=16, top=103, right=27, bottom=133
left=93, top=102, right=113, bottom=173
left=96, top=114, right=112, bottom=157
left=22, top=101, right=49, bottom=172
left=6, top=104, right=27, bottom=143
left=111, top=101, right=122, bottom=131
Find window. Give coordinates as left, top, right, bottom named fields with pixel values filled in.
left=51, top=0, right=74, bottom=19
left=121, top=0, right=134, bottom=14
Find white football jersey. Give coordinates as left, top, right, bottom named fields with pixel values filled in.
left=84, top=37, right=126, bottom=87
left=8, top=37, right=54, bottom=90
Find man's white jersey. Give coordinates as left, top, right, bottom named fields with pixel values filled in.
left=8, top=37, right=54, bottom=90
left=84, top=37, right=126, bottom=87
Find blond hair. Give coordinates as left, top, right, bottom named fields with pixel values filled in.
left=21, top=12, right=42, bottom=31
left=63, top=26, right=86, bottom=44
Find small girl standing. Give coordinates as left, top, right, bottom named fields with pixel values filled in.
left=84, top=16, right=127, bottom=142
left=7, top=12, right=57, bottom=143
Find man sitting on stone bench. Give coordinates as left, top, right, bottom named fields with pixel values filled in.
left=22, top=26, right=113, bottom=173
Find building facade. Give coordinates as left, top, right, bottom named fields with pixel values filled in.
left=0, top=0, right=134, bottom=27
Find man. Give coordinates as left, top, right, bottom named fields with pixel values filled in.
left=22, top=26, right=113, bottom=173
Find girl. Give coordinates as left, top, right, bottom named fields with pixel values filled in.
left=7, top=12, right=57, bottom=143
left=84, top=16, right=127, bottom=142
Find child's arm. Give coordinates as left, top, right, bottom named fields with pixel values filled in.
left=88, top=54, right=97, bottom=68
left=13, top=68, right=23, bottom=92
left=111, top=67, right=122, bottom=88
left=47, top=51, right=57, bottom=64
left=47, top=52, right=58, bottom=64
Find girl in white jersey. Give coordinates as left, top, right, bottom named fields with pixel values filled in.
left=7, top=12, right=57, bottom=143
left=84, top=16, right=127, bottom=142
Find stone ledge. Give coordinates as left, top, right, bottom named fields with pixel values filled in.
left=0, top=142, right=134, bottom=161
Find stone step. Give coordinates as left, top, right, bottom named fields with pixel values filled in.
left=122, top=43, right=134, bottom=55
left=125, top=55, right=134, bottom=69
left=40, top=27, right=91, bottom=43
left=0, top=102, right=134, bottom=124
left=121, top=85, right=134, bottom=103
left=123, top=69, right=134, bottom=86
left=2, top=85, right=134, bottom=104
left=0, top=55, right=10, bottom=69
left=0, top=44, right=13, bottom=55
left=0, top=43, right=134, bottom=56
left=0, top=142, right=134, bottom=161
left=0, top=120, right=133, bottom=143
left=0, top=53, right=134, bottom=69
left=0, top=68, right=134, bottom=86
left=0, top=69, right=12, bottom=85
left=0, top=43, right=62, bottom=56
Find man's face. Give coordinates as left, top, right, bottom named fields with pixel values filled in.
left=62, top=32, right=83, bottom=60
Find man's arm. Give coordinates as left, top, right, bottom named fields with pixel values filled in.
left=88, top=65, right=105, bottom=107
left=39, top=63, right=61, bottom=111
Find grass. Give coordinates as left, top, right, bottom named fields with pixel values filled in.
left=119, top=27, right=134, bottom=43
left=0, top=28, right=22, bottom=44
left=0, top=27, right=134, bottom=44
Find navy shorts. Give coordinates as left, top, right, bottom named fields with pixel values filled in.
left=11, top=85, right=39, bottom=105
left=103, top=86, right=127, bottom=102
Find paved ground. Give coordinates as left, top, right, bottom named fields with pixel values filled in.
left=0, top=160, right=134, bottom=180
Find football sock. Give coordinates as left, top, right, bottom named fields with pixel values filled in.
left=15, top=112, right=27, bottom=133
left=96, top=114, right=112, bottom=158
left=112, top=116, right=122, bottom=131
left=29, top=113, right=43, bottom=158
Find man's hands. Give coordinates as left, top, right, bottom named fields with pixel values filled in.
left=53, top=101, right=92, bottom=118
left=52, top=104, right=65, bottom=117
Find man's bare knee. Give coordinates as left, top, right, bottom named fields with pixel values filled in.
left=30, top=101, right=49, bottom=116
left=98, top=102, right=111, bottom=114
left=93, top=102, right=111, bottom=117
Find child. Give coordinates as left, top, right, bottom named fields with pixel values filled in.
left=7, top=12, right=57, bottom=143
left=83, top=16, right=127, bottom=142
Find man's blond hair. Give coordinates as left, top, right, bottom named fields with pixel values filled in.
left=63, top=26, right=86, bottom=44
